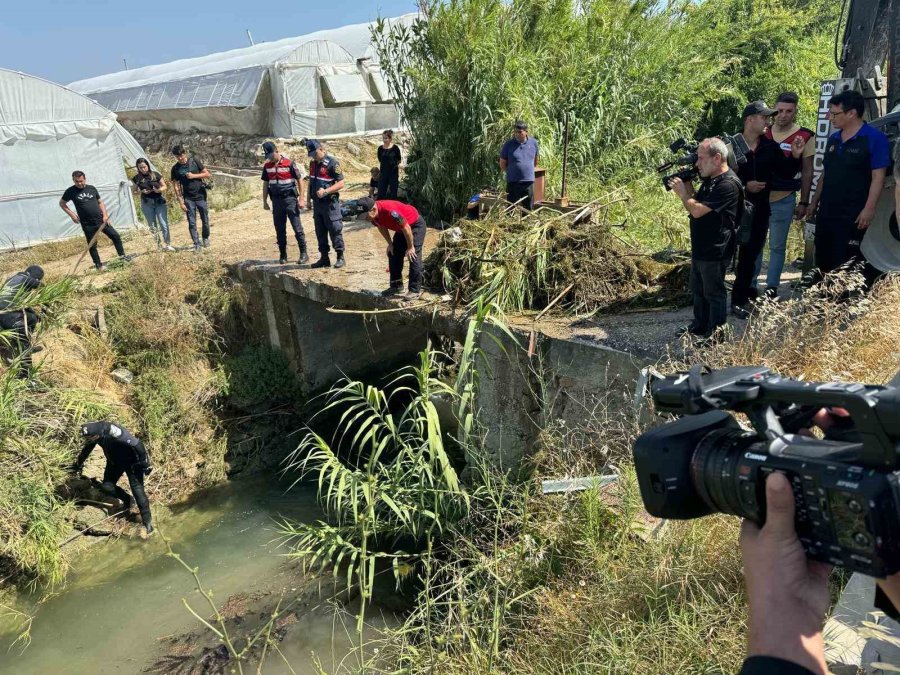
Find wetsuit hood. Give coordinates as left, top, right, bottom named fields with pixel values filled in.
left=82, top=421, right=109, bottom=437
left=25, top=265, right=44, bottom=281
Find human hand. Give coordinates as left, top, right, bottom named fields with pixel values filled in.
left=741, top=472, right=831, bottom=675
left=794, top=204, right=808, bottom=220
left=316, top=188, right=326, bottom=199
left=386, top=244, right=393, bottom=257
left=300, top=201, right=307, bottom=210
left=179, top=201, right=187, bottom=213
left=70, top=214, right=80, bottom=224
left=263, top=201, right=270, bottom=211
left=856, top=205, right=875, bottom=229
left=670, top=177, right=688, bottom=198
left=405, top=247, right=418, bottom=262
left=747, top=180, right=767, bottom=194
left=791, top=136, right=807, bottom=158
left=142, top=463, right=153, bottom=476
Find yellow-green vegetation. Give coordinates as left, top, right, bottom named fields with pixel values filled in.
left=0, top=253, right=249, bottom=587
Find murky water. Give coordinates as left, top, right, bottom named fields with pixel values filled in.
left=0, top=477, right=390, bottom=674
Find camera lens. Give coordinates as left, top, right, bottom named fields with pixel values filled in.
left=690, top=428, right=759, bottom=519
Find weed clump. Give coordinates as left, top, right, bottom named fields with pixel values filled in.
left=224, top=345, right=300, bottom=411
left=426, top=204, right=690, bottom=315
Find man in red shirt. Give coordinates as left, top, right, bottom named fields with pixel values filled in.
left=357, top=197, right=426, bottom=296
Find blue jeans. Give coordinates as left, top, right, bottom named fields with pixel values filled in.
left=184, top=197, right=210, bottom=246
left=141, top=199, right=170, bottom=244
left=753, top=192, right=795, bottom=291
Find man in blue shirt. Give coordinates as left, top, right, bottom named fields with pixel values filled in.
left=499, top=120, right=539, bottom=210
left=806, top=90, right=890, bottom=274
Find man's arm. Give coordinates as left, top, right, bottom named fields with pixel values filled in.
left=97, top=194, right=109, bottom=224
left=59, top=198, right=79, bottom=223
left=186, top=160, right=211, bottom=180
left=670, top=178, right=711, bottom=218
left=796, top=155, right=814, bottom=218
left=72, top=442, right=94, bottom=473
left=856, top=167, right=886, bottom=229
left=262, top=182, right=270, bottom=210
left=499, top=142, right=509, bottom=172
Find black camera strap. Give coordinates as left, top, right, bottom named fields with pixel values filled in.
left=684, top=364, right=720, bottom=413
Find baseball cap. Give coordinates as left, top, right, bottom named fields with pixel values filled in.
left=514, top=119, right=528, bottom=130
left=742, top=100, right=776, bottom=118
left=306, top=139, right=322, bottom=157
left=262, top=141, right=277, bottom=159
left=357, top=197, right=376, bottom=213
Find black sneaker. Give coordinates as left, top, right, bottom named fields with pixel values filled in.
left=682, top=323, right=708, bottom=336
left=298, top=251, right=309, bottom=265
left=382, top=286, right=404, bottom=297
left=311, top=256, right=331, bottom=269
left=279, top=256, right=288, bottom=264
left=334, top=253, right=346, bottom=269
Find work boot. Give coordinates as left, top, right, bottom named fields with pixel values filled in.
left=333, top=252, right=346, bottom=269
left=298, top=250, right=309, bottom=265
left=311, top=256, right=331, bottom=269
left=279, top=250, right=288, bottom=265
left=381, top=285, right=404, bottom=297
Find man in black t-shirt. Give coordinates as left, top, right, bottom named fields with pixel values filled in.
left=670, top=138, right=741, bottom=337
left=59, top=170, right=126, bottom=271
left=170, top=144, right=212, bottom=251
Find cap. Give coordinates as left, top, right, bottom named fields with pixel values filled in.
left=742, top=100, right=776, bottom=118
left=357, top=197, right=376, bottom=213
left=262, top=141, right=277, bottom=159
left=306, top=139, right=322, bottom=157
left=514, top=119, right=528, bottom=130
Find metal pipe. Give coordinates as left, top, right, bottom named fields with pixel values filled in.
left=560, top=111, right=570, bottom=200
left=246, top=29, right=255, bottom=46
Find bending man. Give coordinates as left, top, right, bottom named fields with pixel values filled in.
left=72, top=421, right=154, bottom=534
left=0, top=265, right=45, bottom=374
left=357, top=196, right=426, bottom=297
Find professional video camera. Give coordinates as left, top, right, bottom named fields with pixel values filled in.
left=657, top=135, right=751, bottom=190
left=633, top=365, right=900, bottom=576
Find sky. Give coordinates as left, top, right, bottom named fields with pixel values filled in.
left=0, top=0, right=418, bottom=86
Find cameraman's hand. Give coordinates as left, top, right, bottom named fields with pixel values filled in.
left=741, top=472, right=831, bottom=675
left=747, top=180, right=767, bottom=194
left=670, top=177, right=688, bottom=198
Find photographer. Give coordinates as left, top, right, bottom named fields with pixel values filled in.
left=670, top=138, right=741, bottom=338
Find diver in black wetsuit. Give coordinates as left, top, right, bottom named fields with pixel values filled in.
left=0, top=265, right=45, bottom=375
left=72, top=421, right=154, bottom=534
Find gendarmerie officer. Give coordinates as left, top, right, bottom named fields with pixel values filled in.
left=72, top=421, right=154, bottom=534
left=304, top=140, right=346, bottom=269
left=261, top=141, right=309, bottom=265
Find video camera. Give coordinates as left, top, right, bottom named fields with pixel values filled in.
left=633, top=365, right=900, bottom=576
left=657, top=135, right=750, bottom=190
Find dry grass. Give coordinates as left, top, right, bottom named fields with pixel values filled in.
left=685, top=271, right=900, bottom=384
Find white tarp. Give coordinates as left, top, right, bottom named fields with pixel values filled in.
left=0, top=68, right=141, bottom=250
left=321, top=74, right=374, bottom=104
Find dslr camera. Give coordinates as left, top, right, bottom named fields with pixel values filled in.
left=633, top=365, right=900, bottom=576
left=657, top=135, right=750, bottom=190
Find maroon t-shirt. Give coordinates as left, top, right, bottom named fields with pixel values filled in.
left=372, top=200, right=420, bottom=231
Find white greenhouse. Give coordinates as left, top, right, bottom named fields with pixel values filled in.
left=68, top=15, right=416, bottom=139
left=0, top=68, right=145, bottom=250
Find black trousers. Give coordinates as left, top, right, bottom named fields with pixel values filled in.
left=102, top=462, right=152, bottom=528
left=81, top=222, right=125, bottom=268
left=731, top=211, right=769, bottom=306
left=0, top=308, right=40, bottom=375
left=388, top=217, right=427, bottom=292
left=690, top=258, right=728, bottom=333
left=313, top=200, right=345, bottom=255
left=506, top=181, right=534, bottom=211
left=814, top=216, right=863, bottom=274
left=271, top=195, right=306, bottom=257
left=378, top=170, right=399, bottom=200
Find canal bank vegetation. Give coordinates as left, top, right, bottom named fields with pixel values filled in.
left=375, top=0, right=838, bottom=246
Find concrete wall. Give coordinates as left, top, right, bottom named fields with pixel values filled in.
left=229, top=260, right=649, bottom=474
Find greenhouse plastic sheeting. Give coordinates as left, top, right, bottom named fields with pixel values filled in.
left=0, top=68, right=141, bottom=250
left=321, top=73, right=374, bottom=104
left=91, top=66, right=267, bottom=112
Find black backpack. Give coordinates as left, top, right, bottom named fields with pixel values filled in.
left=725, top=175, right=754, bottom=246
